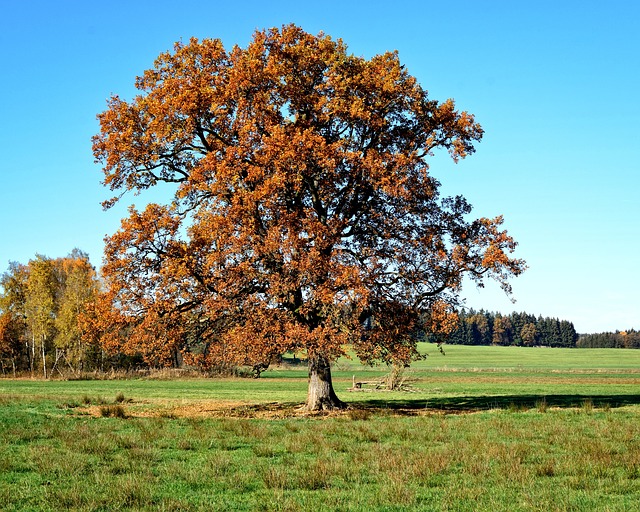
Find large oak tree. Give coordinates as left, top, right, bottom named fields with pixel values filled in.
left=93, top=25, right=525, bottom=410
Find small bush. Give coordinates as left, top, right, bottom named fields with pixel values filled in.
left=100, top=405, right=127, bottom=418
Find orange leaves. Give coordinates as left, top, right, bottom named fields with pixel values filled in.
left=474, top=215, right=527, bottom=282
left=0, top=311, right=24, bottom=358
left=481, top=243, right=510, bottom=268
left=424, top=301, right=459, bottom=337
left=78, top=290, right=126, bottom=355
left=93, top=24, right=524, bottom=375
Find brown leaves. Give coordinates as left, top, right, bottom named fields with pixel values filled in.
left=93, top=24, right=524, bottom=371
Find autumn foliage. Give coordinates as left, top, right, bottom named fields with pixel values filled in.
left=91, top=25, right=525, bottom=409
left=0, top=251, right=100, bottom=377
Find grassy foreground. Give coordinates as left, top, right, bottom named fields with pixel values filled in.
left=1, top=345, right=640, bottom=511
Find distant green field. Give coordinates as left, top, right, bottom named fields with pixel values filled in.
left=353, top=343, right=640, bottom=371
left=1, top=345, right=640, bottom=511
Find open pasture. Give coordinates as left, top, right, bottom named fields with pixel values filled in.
left=1, top=345, right=640, bottom=511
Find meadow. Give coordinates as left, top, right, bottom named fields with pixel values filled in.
left=1, top=344, right=640, bottom=511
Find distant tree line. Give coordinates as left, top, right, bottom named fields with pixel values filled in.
left=576, top=330, right=640, bottom=349
left=426, top=310, right=580, bottom=348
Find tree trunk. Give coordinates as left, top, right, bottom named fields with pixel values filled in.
left=305, top=354, right=345, bottom=411
left=42, top=336, right=47, bottom=379
left=29, top=337, right=35, bottom=376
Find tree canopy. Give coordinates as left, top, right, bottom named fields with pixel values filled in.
left=92, top=25, right=525, bottom=409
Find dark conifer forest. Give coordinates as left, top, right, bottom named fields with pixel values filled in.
left=425, top=310, right=579, bottom=347
left=425, top=310, right=640, bottom=349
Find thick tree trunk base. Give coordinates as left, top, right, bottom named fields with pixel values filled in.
left=305, top=354, right=346, bottom=411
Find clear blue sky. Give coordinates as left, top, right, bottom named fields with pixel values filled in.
left=1, top=0, right=638, bottom=334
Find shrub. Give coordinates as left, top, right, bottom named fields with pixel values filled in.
left=99, top=405, right=127, bottom=418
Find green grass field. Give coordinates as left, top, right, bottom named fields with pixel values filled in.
left=1, top=345, right=640, bottom=511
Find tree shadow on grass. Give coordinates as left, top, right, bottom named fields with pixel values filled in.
left=356, top=394, right=640, bottom=414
